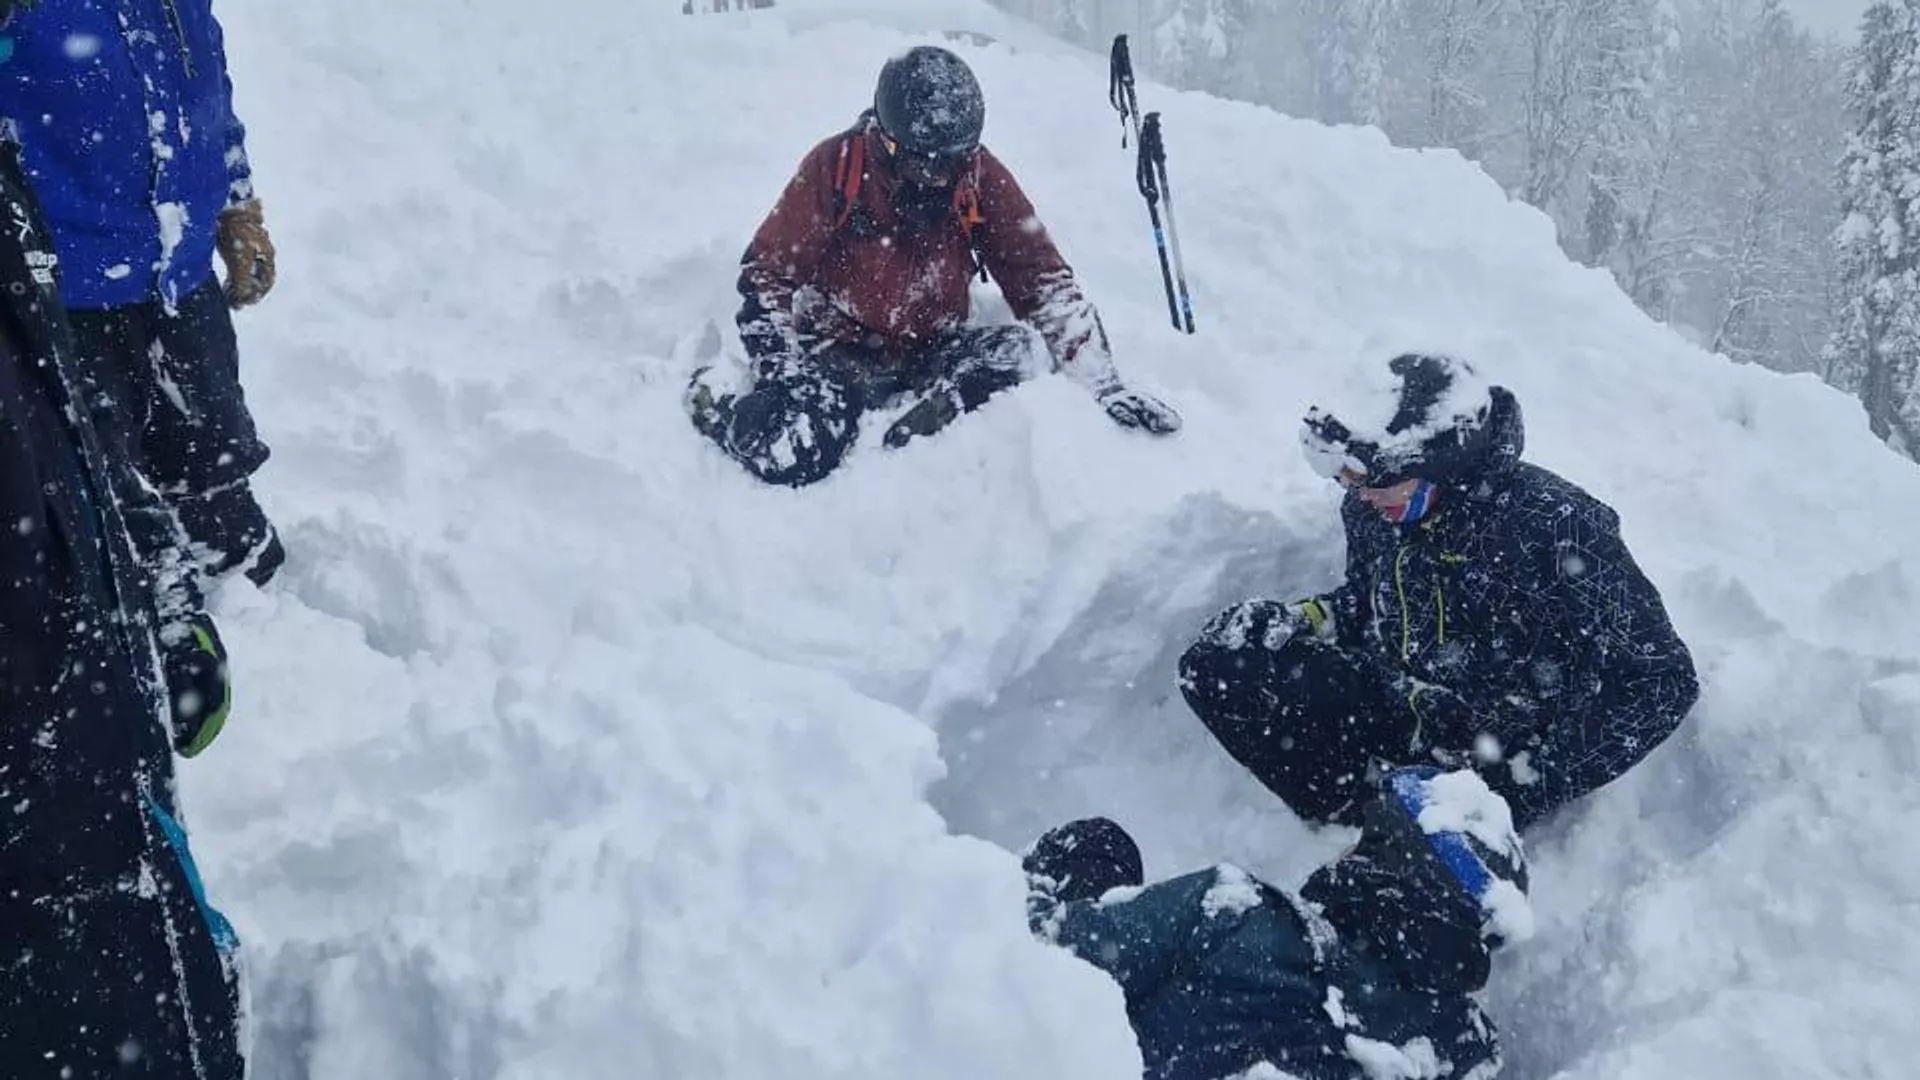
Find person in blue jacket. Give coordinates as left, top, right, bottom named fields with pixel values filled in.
left=1025, top=767, right=1530, bottom=1080
left=0, top=39, right=245, bottom=1072
left=0, top=0, right=282, bottom=588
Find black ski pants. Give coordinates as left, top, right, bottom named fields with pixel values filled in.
left=711, top=324, right=1038, bottom=488
left=0, top=786, right=246, bottom=1080
left=1178, top=609, right=1424, bottom=826
left=69, top=276, right=276, bottom=581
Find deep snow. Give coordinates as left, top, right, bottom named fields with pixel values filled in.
left=174, top=0, right=1920, bottom=1077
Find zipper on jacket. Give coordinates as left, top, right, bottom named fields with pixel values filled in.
left=1393, top=545, right=1411, bottom=661
left=1433, top=582, right=1447, bottom=645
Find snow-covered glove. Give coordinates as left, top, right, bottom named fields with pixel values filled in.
left=1098, top=385, right=1182, bottom=435
left=1197, top=597, right=1334, bottom=652
left=217, top=199, right=276, bottom=308
left=163, top=613, right=232, bottom=758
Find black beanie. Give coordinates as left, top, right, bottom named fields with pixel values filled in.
left=1022, top=817, right=1146, bottom=903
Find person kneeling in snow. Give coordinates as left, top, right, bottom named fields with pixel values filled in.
left=1180, top=353, right=1697, bottom=832
left=685, top=45, right=1181, bottom=488
left=1026, top=767, right=1529, bottom=1080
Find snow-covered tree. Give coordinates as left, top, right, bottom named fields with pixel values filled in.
left=1153, top=0, right=1236, bottom=87
left=1400, top=0, right=1506, bottom=154
left=1270, top=0, right=1395, bottom=125
left=1827, top=0, right=1920, bottom=456
left=1700, top=2, right=1837, bottom=368
left=1581, top=0, right=1670, bottom=272
left=982, top=0, right=1847, bottom=380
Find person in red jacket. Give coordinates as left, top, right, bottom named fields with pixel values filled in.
left=687, top=46, right=1181, bottom=487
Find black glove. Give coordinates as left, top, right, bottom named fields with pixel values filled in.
left=1196, top=597, right=1333, bottom=652
left=1022, top=817, right=1144, bottom=904
left=163, top=613, right=231, bottom=758
left=1097, top=386, right=1182, bottom=434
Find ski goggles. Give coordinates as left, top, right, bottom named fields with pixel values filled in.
left=1303, top=408, right=1386, bottom=485
left=876, top=128, right=971, bottom=188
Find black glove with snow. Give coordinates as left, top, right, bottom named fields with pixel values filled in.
left=1196, top=597, right=1335, bottom=653
left=1098, top=386, right=1182, bottom=434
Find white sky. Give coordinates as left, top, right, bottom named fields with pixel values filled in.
left=1783, top=0, right=1870, bottom=37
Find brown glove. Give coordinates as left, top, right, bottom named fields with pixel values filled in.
left=216, top=199, right=276, bottom=308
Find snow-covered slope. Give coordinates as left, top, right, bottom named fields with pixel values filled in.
left=192, top=0, right=1920, bottom=1077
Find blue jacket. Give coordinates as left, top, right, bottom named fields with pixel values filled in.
left=1030, top=864, right=1502, bottom=1080
left=0, top=0, right=253, bottom=310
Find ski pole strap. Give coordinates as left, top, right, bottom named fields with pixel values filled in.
left=1137, top=112, right=1165, bottom=203
left=1109, top=34, right=1139, bottom=145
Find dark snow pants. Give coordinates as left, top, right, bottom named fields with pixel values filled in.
left=707, top=324, right=1038, bottom=488
left=70, top=276, right=279, bottom=584
left=1178, top=611, right=1423, bottom=826
left=0, top=792, right=245, bottom=1079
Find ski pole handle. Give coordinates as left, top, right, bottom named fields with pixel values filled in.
left=1110, top=35, right=1141, bottom=145
left=1141, top=114, right=1196, bottom=333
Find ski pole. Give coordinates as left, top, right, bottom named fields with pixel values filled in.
left=1108, top=35, right=1196, bottom=334
left=1140, top=113, right=1196, bottom=334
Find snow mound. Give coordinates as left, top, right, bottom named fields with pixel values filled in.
left=178, top=0, right=1920, bottom=1077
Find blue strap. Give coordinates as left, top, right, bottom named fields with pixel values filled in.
left=144, top=793, right=241, bottom=954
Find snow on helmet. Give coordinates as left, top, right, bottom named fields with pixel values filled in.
left=1301, top=353, right=1498, bottom=487
left=874, top=46, right=986, bottom=158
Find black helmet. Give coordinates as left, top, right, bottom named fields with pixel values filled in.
left=1300, top=353, right=1500, bottom=487
left=874, top=46, right=985, bottom=158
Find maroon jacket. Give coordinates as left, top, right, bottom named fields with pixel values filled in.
left=736, top=125, right=1117, bottom=387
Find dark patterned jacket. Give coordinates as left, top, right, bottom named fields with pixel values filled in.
left=1315, top=389, right=1697, bottom=827
left=1029, top=860, right=1501, bottom=1080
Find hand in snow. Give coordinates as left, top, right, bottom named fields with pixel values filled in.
left=217, top=200, right=277, bottom=308
left=1098, top=386, right=1182, bottom=435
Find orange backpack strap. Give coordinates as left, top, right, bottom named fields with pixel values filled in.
left=831, top=114, right=876, bottom=230
left=830, top=125, right=990, bottom=283
left=952, top=152, right=990, bottom=282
